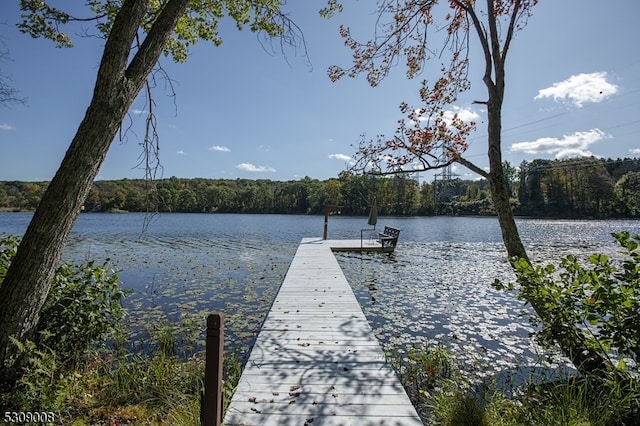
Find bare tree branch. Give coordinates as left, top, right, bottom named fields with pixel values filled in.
left=0, top=36, right=26, bottom=108
left=455, top=156, right=489, bottom=179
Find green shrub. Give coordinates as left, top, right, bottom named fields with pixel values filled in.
left=7, top=338, right=77, bottom=412
left=38, top=260, right=130, bottom=364
left=0, top=236, right=130, bottom=366
left=0, top=236, right=245, bottom=424
left=0, top=235, right=19, bottom=281
left=493, top=231, right=640, bottom=373
left=0, top=235, right=131, bottom=412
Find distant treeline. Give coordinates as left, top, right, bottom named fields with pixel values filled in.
left=1, top=157, right=639, bottom=218
left=516, top=157, right=640, bottom=218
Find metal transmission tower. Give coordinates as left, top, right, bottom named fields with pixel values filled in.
left=433, top=163, right=458, bottom=212
left=401, top=169, right=421, bottom=186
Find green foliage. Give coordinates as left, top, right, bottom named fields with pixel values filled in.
left=1, top=174, right=434, bottom=215
left=388, top=343, right=524, bottom=425
left=517, top=157, right=640, bottom=218
left=0, top=236, right=241, bottom=422
left=0, top=235, right=130, bottom=366
left=389, top=343, right=454, bottom=398
left=6, top=337, right=77, bottom=412
left=162, top=0, right=295, bottom=62
left=0, top=181, right=48, bottom=211
left=493, top=232, right=640, bottom=372
left=94, top=352, right=203, bottom=408
left=389, top=343, right=640, bottom=425
left=38, top=260, right=131, bottom=365
left=428, top=373, right=640, bottom=426
left=319, top=0, right=343, bottom=18
left=0, top=235, right=19, bottom=281
left=429, top=380, right=523, bottom=426
left=387, top=343, right=455, bottom=419
left=18, top=0, right=73, bottom=48
left=222, top=349, right=242, bottom=409
left=4, top=156, right=640, bottom=217
left=615, top=171, right=640, bottom=216
left=152, top=323, right=177, bottom=357
left=520, top=375, right=640, bottom=425
left=18, top=0, right=309, bottom=63
left=1, top=338, right=241, bottom=423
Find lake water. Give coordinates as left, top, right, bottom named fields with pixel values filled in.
left=1, top=213, right=638, bottom=384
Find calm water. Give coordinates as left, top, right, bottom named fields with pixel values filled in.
left=1, top=213, right=638, bottom=382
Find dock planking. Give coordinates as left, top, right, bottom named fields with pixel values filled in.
left=222, top=237, right=423, bottom=426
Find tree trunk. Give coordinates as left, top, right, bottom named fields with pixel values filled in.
left=485, top=71, right=615, bottom=377
left=0, top=0, right=189, bottom=383
left=485, top=104, right=528, bottom=261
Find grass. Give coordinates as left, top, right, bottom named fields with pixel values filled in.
left=0, top=323, right=242, bottom=425
left=388, top=343, right=640, bottom=426
left=3, top=319, right=638, bottom=425
left=519, top=375, right=640, bottom=426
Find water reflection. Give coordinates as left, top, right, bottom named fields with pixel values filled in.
left=337, top=242, right=547, bottom=385
left=0, top=213, right=637, bottom=376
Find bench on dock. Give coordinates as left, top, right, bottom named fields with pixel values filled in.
left=379, top=226, right=401, bottom=249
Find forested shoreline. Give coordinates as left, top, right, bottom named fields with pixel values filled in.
left=2, top=156, right=639, bottom=218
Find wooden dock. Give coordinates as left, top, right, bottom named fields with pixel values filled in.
left=222, top=237, right=423, bottom=426
left=323, top=238, right=393, bottom=253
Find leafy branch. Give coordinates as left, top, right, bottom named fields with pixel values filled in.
left=493, top=231, right=640, bottom=374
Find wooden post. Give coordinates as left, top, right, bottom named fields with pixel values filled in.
left=323, top=205, right=329, bottom=240
left=323, top=204, right=344, bottom=240
left=202, top=312, right=224, bottom=426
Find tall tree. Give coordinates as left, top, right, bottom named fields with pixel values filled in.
left=615, top=171, right=640, bottom=216
left=330, top=0, right=529, bottom=259
left=331, top=0, right=614, bottom=375
left=0, top=0, right=318, bottom=381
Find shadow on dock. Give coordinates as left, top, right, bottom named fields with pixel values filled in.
left=222, top=238, right=422, bottom=425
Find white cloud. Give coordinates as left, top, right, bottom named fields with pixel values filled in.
left=328, top=153, right=352, bottom=162
left=236, top=163, right=276, bottom=172
left=130, top=108, right=147, bottom=115
left=510, top=129, right=608, bottom=159
left=442, top=106, right=480, bottom=124
left=629, top=148, right=640, bottom=155
left=176, top=150, right=186, bottom=155
left=209, top=145, right=231, bottom=152
left=0, top=123, right=15, bottom=131
left=534, top=72, right=618, bottom=107
left=413, top=106, right=479, bottom=127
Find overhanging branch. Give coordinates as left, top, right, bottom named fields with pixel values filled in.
left=455, top=156, right=488, bottom=179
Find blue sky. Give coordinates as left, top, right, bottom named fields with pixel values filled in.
left=1, top=1, right=639, bottom=183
